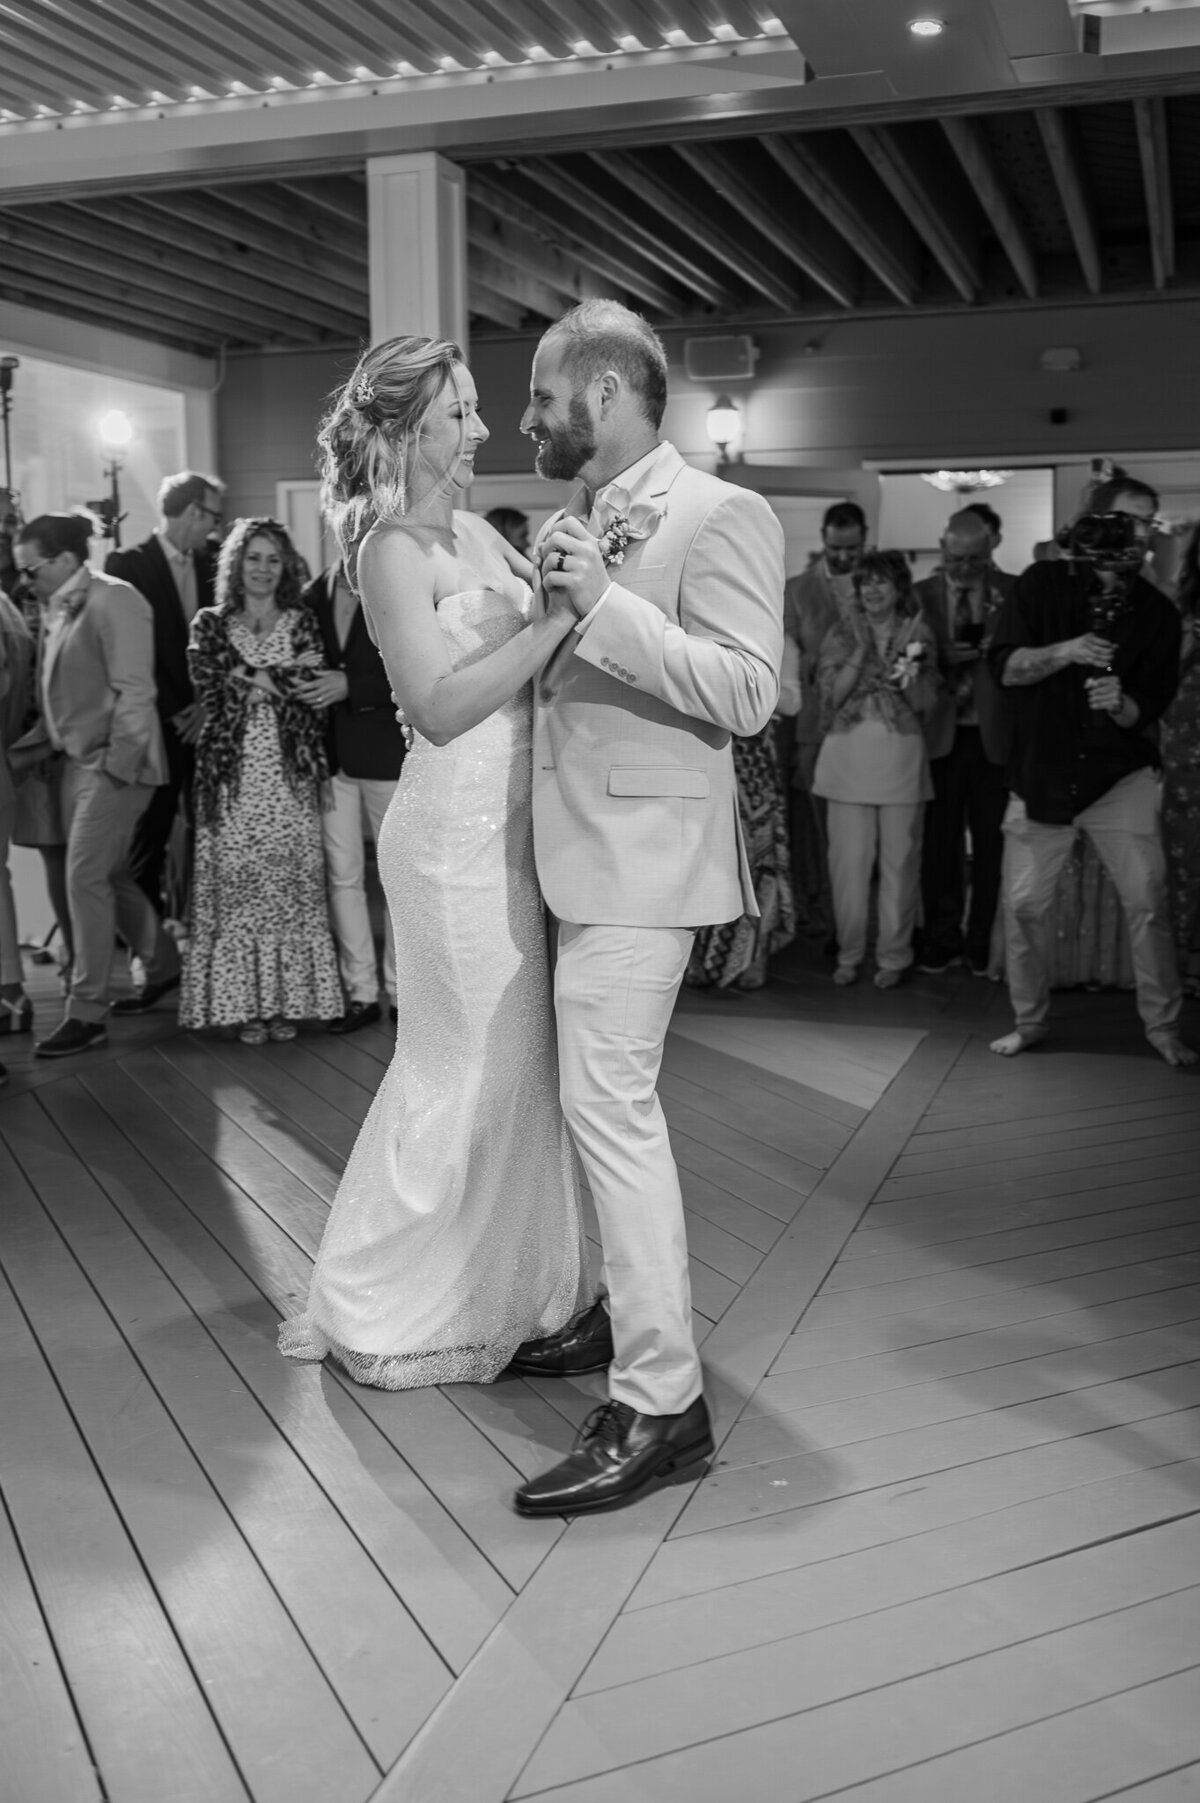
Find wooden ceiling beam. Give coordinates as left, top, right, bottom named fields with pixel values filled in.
left=468, top=248, right=562, bottom=322
left=275, top=177, right=368, bottom=229
left=517, top=159, right=734, bottom=308
left=0, top=236, right=307, bottom=346
left=138, top=0, right=339, bottom=88
left=133, top=191, right=368, bottom=300
left=941, top=115, right=1039, bottom=299
left=469, top=282, right=527, bottom=332
left=53, top=197, right=366, bottom=325
left=466, top=201, right=600, bottom=305
left=470, top=171, right=683, bottom=316
left=0, top=278, right=214, bottom=355
left=535, top=2, right=622, bottom=55
left=0, top=214, right=338, bottom=342
left=850, top=124, right=981, bottom=303
left=759, top=134, right=921, bottom=307
left=1133, top=96, right=1175, bottom=291
left=202, top=184, right=368, bottom=263
left=1035, top=107, right=1102, bottom=295
left=674, top=141, right=858, bottom=308
left=591, top=149, right=801, bottom=311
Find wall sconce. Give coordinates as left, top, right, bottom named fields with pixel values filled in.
left=706, top=394, right=741, bottom=464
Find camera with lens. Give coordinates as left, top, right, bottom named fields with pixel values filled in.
left=1053, top=512, right=1147, bottom=569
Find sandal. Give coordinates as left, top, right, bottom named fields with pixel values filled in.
left=239, top=1020, right=269, bottom=1045
left=0, top=995, right=33, bottom=1035
left=268, top=1018, right=297, bottom=1042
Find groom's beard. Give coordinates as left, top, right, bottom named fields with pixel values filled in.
left=532, top=395, right=596, bottom=481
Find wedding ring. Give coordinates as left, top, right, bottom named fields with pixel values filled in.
left=554, top=549, right=567, bottom=572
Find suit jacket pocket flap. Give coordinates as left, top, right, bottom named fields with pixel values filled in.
left=608, top=767, right=710, bottom=798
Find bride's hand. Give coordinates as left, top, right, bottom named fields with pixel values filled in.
left=535, top=566, right=576, bottom=631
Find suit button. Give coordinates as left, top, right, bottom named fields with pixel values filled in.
left=600, top=656, right=611, bottom=670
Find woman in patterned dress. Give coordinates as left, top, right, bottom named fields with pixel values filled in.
left=1162, top=526, right=1200, bottom=995
left=181, top=518, right=343, bottom=1042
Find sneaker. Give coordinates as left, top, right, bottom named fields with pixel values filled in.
left=35, top=1018, right=108, bottom=1059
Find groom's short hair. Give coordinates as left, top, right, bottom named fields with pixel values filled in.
left=543, top=301, right=668, bottom=430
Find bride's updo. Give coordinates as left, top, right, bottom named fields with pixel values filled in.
left=318, top=334, right=464, bottom=565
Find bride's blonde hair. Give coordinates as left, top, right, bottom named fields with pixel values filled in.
left=318, top=334, right=466, bottom=572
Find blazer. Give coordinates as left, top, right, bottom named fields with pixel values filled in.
left=42, top=571, right=167, bottom=787
left=105, top=533, right=215, bottom=721
left=303, top=566, right=407, bottom=781
left=782, top=559, right=849, bottom=746
left=532, top=442, right=785, bottom=929
left=916, top=565, right=1018, bottom=765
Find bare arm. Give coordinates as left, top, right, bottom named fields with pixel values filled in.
left=358, top=524, right=575, bottom=747
left=1002, top=632, right=1114, bottom=686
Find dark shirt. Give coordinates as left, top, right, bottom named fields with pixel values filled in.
left=987, top=561, right=1181, bottom=824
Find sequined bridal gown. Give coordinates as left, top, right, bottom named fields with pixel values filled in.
left=279, top=587, right=587, bottom=1388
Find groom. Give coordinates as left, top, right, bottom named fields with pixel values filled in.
left=509, top=300, right=785, bottom=1516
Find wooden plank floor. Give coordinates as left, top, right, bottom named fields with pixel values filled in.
left=2, top=950, right=1198, bottom=1803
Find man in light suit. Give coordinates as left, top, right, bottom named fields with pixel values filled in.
left=14, top=515, right=180, bottom=1059
left=509, top=301, right=785, bottom=1516
left=105, top=468, right=223, bottom=928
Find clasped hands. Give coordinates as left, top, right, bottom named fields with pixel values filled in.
left=536, top=517, right=610, bottom=619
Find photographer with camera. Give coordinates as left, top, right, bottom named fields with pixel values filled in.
left=986, top=476, right=1194, bottom=1067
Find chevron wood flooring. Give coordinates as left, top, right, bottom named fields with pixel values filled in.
left=2, top=954, right=1198, bottom=1803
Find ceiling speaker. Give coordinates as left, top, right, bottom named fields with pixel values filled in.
left=683, top=335, right=758, bottom=384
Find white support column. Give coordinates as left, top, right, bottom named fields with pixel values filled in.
left=367, top=151, right=468, bottom=350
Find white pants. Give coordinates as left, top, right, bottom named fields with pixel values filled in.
left=1001, top=769, right=1181, bottom=1041
left=321, top=772, right=397, bottom=1004
left=555, top=922, right=701, bottom=1417
left=826, top=801, right=923, bottom=972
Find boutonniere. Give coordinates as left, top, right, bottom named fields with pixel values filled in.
left=886, top=641, right=928, bottom=690
left=594, top=501, right=663, bottom=568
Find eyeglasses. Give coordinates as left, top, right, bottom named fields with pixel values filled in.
left=14, top=556, right=52, bottom=578
left=194, top=504, right=223, bottom=525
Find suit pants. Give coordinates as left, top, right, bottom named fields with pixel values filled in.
left=1001, top=769, right=1181, bottom=1041
left=920, top=726, right=1008, bottom=966
left=827, top=801, right=923, bottom=973
left=62, top=764, right=180, bottom=1023
left=129, top=723, right=193, bottom=916
left=555, top=922, right=701, bottom=1417
left=321, top=772, right=398, bottom=1004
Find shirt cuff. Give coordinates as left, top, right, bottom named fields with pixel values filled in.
left=573, top=582, right=614, bottom=635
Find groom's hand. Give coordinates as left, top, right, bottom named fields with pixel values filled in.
left=540, top=517, right=608, bottom=618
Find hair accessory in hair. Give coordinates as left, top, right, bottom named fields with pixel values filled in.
left=351, top=375, right=376, bottom=408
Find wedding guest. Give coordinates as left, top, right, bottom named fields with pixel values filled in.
left=686, top=715, right=797, bottom=991
left=14, top=515, right=180, bottom=1059
left=484, top=506, right=530, bottom=557
left=105, top=469, right=223, bottom=923
left=987, top=476, right=1194, bottom=1066
left=0, top=582, right=34, bottom=1061
left=180, top=517, right=343, bottom=1043
left=1162, top=524, right=1200, bottom=995
left=915, top=507, right=1017, bottom=976
left=813, top=550, right=938, bottom=989
left=301, top=557, right=407, bottom=1032
left=783, top=502, right=866, bottom=939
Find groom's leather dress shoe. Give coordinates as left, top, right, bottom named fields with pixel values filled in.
left=514, top=1395, right=714, bottom=1517
left=507, top=1297, right=613, bottom=1377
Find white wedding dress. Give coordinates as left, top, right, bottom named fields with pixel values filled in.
left=278, top=588, right=587, bottom=1388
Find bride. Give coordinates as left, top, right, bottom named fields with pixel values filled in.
left=278, top=335, right=588, bottom=1388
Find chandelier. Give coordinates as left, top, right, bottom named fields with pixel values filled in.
left=920, top=469, right=1013, bottom=493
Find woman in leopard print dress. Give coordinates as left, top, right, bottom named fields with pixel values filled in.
left=181, top=518, right=343, bottom=1042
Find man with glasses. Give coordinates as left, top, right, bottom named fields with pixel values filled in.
left=915, top=507, right=1018, bottom=975
left=987, top=476, right=1194, bottom=1066
left=105, top=470, right=223, bottom=977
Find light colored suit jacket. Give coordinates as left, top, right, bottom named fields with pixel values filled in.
left=43, top=570, right=167, bottom=787
left=532, top=443, right=785, bottom=928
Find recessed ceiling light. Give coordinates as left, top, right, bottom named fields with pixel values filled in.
left=908, top=17, right=945, bottom=37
